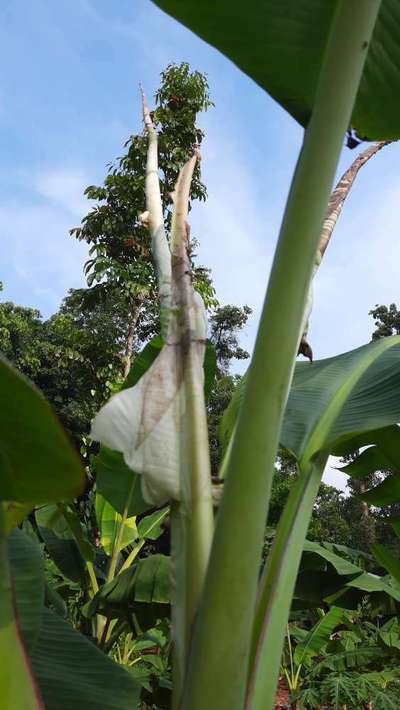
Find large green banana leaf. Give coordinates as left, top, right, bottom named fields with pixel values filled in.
left=293, top=606, right=347, bottom=666
left=9, top=529, right=140, bottom=710
left=84, top=554, right=171, bottom=619
left=94, top=336, right=216, bottom=517
left=151, top=0, right=400, bottom=140
left=296, top=540, right=400, bottom=612
left=221, top=337, right=400, bottom=470
left=35, top=503, right=93, bottom=584
left=9, top=530, right=45, bottom=652
left=0, top=358, right=84, bottom=503
left=0, top=530, right=44, bottom=710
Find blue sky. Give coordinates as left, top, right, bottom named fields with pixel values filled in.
left=2, top=0, right=400, bottom=487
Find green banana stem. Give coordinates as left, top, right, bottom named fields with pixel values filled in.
left=246, top=455, right=328, bottom=708
left=182, top=2, right=382, bottom=709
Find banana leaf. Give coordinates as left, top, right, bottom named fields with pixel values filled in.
left=151, top=0, right=400, bottom=140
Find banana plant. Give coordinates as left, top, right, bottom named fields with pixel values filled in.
left=2, top=2, right=398, bottom=707
left=0, top=358, right=141, bottom=708
left=282, top=607, right=348, bottom=697
left=89, top=1, right=400, bottom=708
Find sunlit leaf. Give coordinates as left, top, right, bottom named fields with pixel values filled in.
left=95, top=493, right=138, bottom=556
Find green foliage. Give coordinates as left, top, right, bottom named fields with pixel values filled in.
left=95, top=447, right=151, bottom=518
left=36, top=503, right=90, bottom=584
left=9, top=528, right=140, bottom=710
left=5, top=12, right=400, bottom=708
left=85, top=555, right=171, bottom=619
left=70, top=62, right=217, bottom=380
left=152, top=0, right=400, bottom=141
left=0, top=292, right=125, bottom=443
left=283, top=602, right=400, bottom=709
left=370, top=303, right=400, bottom=340
left=0, top=357, right=84, bottom=504
left=209, top=305, right=252, bottom=374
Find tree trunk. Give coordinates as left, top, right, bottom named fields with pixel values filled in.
left=123, top=301, right=141, bottom=379
left=358, top=479, right=370, bottom=520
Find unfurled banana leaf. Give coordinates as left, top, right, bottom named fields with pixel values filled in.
left=9, top=529, right=45, bottom=652
left=302, top=541, right=362, bottom=577
left=137, top=508, right=169, bottom=540
left=9, top=529, right=140, bottom=710
left=84, top=554, right=171, bottom=619
left=338, top=446, right=396, bottom=480
left=0, top=530, right=45, bottom=709
left=30, top=609, right=140, bottom=710
left=222, top=337, right=400, bottom=469
left=370, top=543, right=400, bottom=586
left=361, top=474, right=400, bottom=507
left=95, top=447, right=151, bottom=518
left=95, top=493, right=138, bottom=556
left=151, top=0, right=400, bottom=141
left=296, top=540, right=400, bottom=611
left=379, top=617, right=400, bottom=650
left=293, top=606, right=347, bottom=666
left=0, top=358, right=84, bottom=503
left=245, top=337, right=400, bottom=707
left=35, top=503, right=94, bottom=584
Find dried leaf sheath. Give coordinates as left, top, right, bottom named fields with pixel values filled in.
left=91, top=115, right=213, bottom=702
left=299, top=140, right=391, bottom=360
left=141, top=86, right=172, bottom=335
left=91, top=108, right=212, bottom=518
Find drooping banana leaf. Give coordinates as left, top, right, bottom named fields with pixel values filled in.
left=84, top=554, right=171, bottom=619
left=151, top=0, right=400, bottom=141
left=9, top=528, right=140, bottom=710
left=296, top=540, right=400, bottom=611
left=221, top=337, right=400, bottom=469
left=0, top=529, right=45, bottom=709
left=293, top=606, right=348, bottom=666
left=35, top=503, right=94, bottom=584
left=243, top=337, right=400, bottom=706
left=370, top=543, right=400, bottom=586
left=0, top=358, right=84, bottom=503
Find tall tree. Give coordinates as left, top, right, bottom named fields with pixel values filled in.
left=209, top=305, right=252, bottom=374
left=70, top=62, right=216, bottom=376
left=370, top=302, right=400, bottom=339
left=0, top=292, right=124, bottom=444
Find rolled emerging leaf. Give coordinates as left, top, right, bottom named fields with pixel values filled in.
left=91, top=294, right=207, bottom=506
left=93, top=148, right=209, bottom=501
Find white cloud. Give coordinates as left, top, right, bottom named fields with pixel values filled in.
left=323, top=457, right=349, bottom=491
left=34, top=167, right=90, bottom=217
left=0, top=167, right=89, bottom=315
left=192, top=133, right=278, bottom=364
